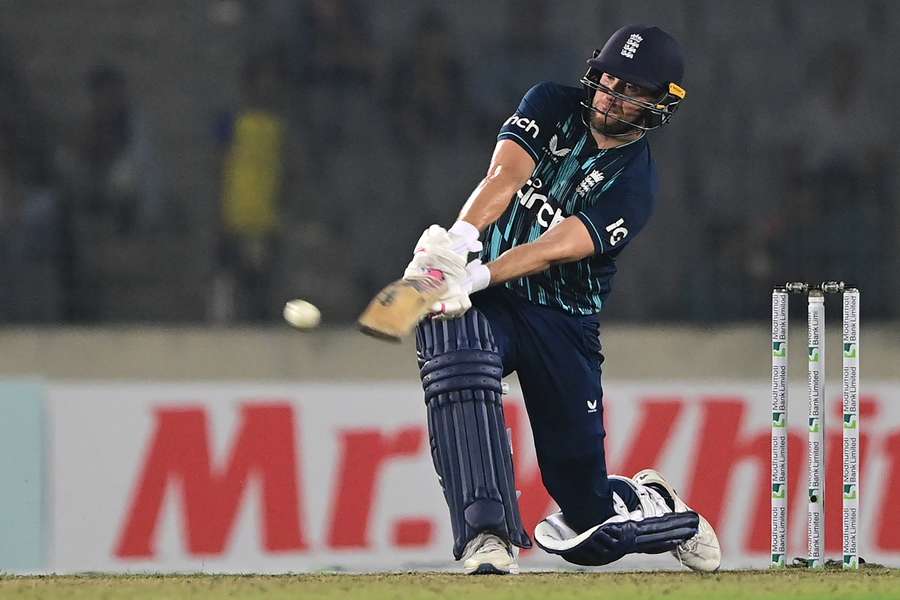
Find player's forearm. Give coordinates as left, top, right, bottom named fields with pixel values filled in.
left=485, top=241, right=569, bottom=286
left=456, top=165, right=527, bottom=231
left=481, top=218, right=595, bottom=287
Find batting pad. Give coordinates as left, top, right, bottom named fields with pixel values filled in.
left=417, top=310, right=532, bottom=559
left=535, top=509, right=699, bottom=566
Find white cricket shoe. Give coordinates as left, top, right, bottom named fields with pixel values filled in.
left=461, top=533, right=519, bottom=575
left=633, top=469, right=721, bottom=572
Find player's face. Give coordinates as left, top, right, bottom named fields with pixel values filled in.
left=589, top=72, right=656, bottom=135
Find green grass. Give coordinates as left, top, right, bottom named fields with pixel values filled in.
left=1, top=569, right=899, bottom=600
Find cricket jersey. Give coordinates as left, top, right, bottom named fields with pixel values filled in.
left=484, top=81, right=658, bottom=315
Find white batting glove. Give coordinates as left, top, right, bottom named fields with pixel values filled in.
left=447, top=220, right=483, bottom=256
left=411, top=222, right=482, bottom=259
left=429, top=259, right=491, bottom=319
left=403, top=243, right=467, bottom=284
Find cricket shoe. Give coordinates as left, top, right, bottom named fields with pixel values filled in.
left=461, top=533, right=519, bottom=575
left=633, top=469, right=721, bottom=572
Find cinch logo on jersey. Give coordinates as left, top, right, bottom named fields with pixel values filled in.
left=516, top=181, right=566, bottom=230
left=621, top=33, right=643, bottom=59
left=576, top=170, right=604, bottom=197
left=503, top=114, right=540, bottom=139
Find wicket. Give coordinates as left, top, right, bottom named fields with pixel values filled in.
left=770, top=281, right=860, bottom=569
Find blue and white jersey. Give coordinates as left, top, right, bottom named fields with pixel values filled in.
left=484, top=81, right=658, bottom=315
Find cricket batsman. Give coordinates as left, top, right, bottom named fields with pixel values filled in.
left=404, top=25, right=721, bottom=574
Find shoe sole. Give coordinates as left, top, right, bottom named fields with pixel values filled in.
left=465, top=563, right=518, bottom=575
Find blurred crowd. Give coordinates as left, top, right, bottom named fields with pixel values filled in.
left=0, top=0, right=896, bottom=324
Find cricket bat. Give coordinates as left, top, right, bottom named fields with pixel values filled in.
left=357, top=273, right=447, bottom=342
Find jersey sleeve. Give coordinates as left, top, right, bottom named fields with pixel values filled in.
left=497, top=82, right=570, bottom=163
left=573, top=180, right=654, bottom=256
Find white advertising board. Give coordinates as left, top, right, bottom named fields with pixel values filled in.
left=48, top=382, right=900, bottom=572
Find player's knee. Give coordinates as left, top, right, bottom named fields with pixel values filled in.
left=420, top=348, right=503, bottom=400
left=416, top=310, right=502, bottom=393
left=535, top=510, right=699, bottom=566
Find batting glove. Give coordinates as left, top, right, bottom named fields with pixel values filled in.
left=411, top=222, right=482, bottom=260
left=429, top=259, right=491, bottom=319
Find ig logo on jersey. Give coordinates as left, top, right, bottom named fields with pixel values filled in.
left=605, top=217, right=629, bottom=245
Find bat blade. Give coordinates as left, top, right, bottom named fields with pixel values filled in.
left=357, top=275, right=447, bottom=342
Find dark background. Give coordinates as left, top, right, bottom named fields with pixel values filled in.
left=0, top=0, right=897, bottom=325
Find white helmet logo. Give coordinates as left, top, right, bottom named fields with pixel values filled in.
left=621, top=33, right=643, bottom=59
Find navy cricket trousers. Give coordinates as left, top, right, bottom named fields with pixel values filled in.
left=472, top=286, right=633, bottom=532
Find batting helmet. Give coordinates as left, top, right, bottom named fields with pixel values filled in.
left=580, top=24, right=686, bottom=135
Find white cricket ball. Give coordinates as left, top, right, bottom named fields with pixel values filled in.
left=283, top=299, right=321, bottom=329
